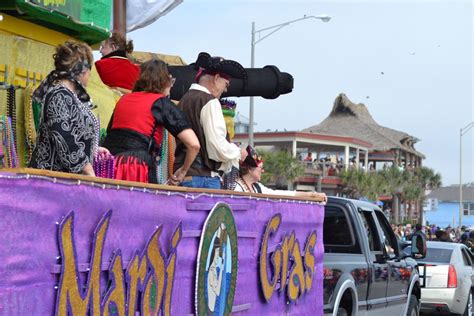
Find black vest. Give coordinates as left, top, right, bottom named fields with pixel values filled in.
left=174, top=88, right=220, bottom=176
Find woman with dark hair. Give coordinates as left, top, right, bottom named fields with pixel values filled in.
left=95, top=31, right=140, bottom=91
left=103, top=59, right=200, bottom=184
left=29, top=40, right=109, bottom=176
left=233, top=146, right=327, bottom=201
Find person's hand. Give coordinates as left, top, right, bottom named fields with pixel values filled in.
left=313, top=192, right=327, bottom=203
left=97, top=147, right=112, bottom=160
left=167, top=167, right=187, bottom=186
left=239, top=148, right=248, bottom=162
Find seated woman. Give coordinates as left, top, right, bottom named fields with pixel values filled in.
left=103, top=59, right=200, bottom=184
left=234, top=146, right=327, bottom=201
left=29, top=40, right=109, bottom=176
left=95, top=32, right=140, bottom=92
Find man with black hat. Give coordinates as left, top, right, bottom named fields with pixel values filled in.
left=173, top=53, right=248, bottom=189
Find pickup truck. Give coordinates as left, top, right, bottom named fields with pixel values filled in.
left=323, top=197, right=426, bottom=315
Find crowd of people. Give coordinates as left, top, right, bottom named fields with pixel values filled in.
left=391, top=223, right=474, bottom=252
left=28, top=34, right=327, bottom=201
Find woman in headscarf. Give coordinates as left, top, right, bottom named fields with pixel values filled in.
left=29, top=40, right=109, bottom=176
left=103, top=59, right=200, bottom=184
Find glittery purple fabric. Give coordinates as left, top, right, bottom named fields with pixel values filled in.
left=0, top=173, right=324, bottom=315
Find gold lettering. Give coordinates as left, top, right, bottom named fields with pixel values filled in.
left=288, top=241, right=306, bottom=301
left=279, top=232, right=295, bottom=292
left=259, top=214, right=282, bottom=302
left=103, top=252, right=126, bottom=316
left=126, top=253, right=148, bottom=316
left=42, top=0, right=66, bottom=7
left=304, top=232, right=317, bottom=292
left=143, top=226, right=166, bottom=315
left=56, top=212, right=110, bottom=316
left=163, top=224, right=182, bottom=316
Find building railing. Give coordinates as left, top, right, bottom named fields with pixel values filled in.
left=300, top=161, right=345, bottom=178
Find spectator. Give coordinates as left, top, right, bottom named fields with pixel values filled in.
left=434, top=230, right=452, bottom=242
left=412, top=223, right=427, bottom=255
left=304, top=152, right=313, bottom=161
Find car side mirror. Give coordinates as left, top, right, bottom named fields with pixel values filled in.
left=374, top=252, right=389, bottom=264
left=411, top=234, right=427, bottom=259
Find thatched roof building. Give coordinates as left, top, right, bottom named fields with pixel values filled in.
left=303, top=93, right=425, bottom=164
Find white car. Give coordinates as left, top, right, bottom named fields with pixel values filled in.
left=417, top=241, right=473, bottom=315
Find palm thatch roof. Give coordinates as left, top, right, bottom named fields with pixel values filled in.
left=302, top=93, right=425, bottom=158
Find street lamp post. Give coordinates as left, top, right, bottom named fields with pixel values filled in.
left=459, top=122, right=474, bottom=226
left=248, top=14, right=331, bottom=147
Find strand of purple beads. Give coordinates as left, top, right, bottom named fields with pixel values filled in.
left=93, top=155, right=115, bottom=179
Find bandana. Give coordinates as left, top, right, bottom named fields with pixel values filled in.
left=194, top=68, right=231, bottom=82
left=33, top=61, right=92, bottom=107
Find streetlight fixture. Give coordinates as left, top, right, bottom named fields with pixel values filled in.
left=459, top=121, right=474, bottom=226
left=248, top=14, right=331, bottom=147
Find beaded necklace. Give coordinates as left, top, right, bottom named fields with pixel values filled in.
left=0, top=118, right=4, bottom=167
left=9, top=116, right=18, bottom=167
left=167, top=131, right=175, bottom=178
left=23, top=85, right=36, bottom=161
left=238, top=176, right=254, bottom=193
left=156, top=129, right=168, bottom=184
left=6, top=86, right=17, bottom=155
left=1, top=115, right=18, bottom=168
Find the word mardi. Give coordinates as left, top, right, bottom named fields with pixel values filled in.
left=55, top=211, right=181, bottom=316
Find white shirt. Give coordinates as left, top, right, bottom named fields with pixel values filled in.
left=189, top=84, right=241, bottom=175
left=234, top=178, right=296, bottom=196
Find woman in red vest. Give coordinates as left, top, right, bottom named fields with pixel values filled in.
left=103, top=59, right=200, bottom=184
left=95, top=32, right=140, bottom=92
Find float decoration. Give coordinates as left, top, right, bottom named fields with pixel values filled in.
left=0, top=0, right=111, bottom=44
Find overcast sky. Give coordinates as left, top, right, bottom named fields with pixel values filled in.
left=129, top=0, right=473, bottom=186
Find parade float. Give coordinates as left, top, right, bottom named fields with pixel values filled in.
left=0, top=1, right=325, bottom=315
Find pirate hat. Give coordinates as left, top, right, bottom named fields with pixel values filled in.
left=242, top=145, right=263, bottom=168
left=194, top=52, right=247, bottom=82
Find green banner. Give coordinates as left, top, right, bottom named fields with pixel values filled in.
left=0, top=0, right=111, bottom=44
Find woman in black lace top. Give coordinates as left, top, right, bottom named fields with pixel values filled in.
left=29, top=41, right=109, bottom=176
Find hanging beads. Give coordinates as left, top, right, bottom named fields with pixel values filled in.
left=6, top=86, right=17, bottom=155
left=93, top=154, right=115, bottom=179
left=0, top=115, right=18, bottom=168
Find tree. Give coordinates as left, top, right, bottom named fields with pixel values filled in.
left=379, top=166, right=406, bottom=224
left=259, top=150, right=304, bottom=189
left=405, top=167, right=442, bottom=223
left=340, top=166, right=442, bottom=224
left=340, top=169, right=387, bottom=201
